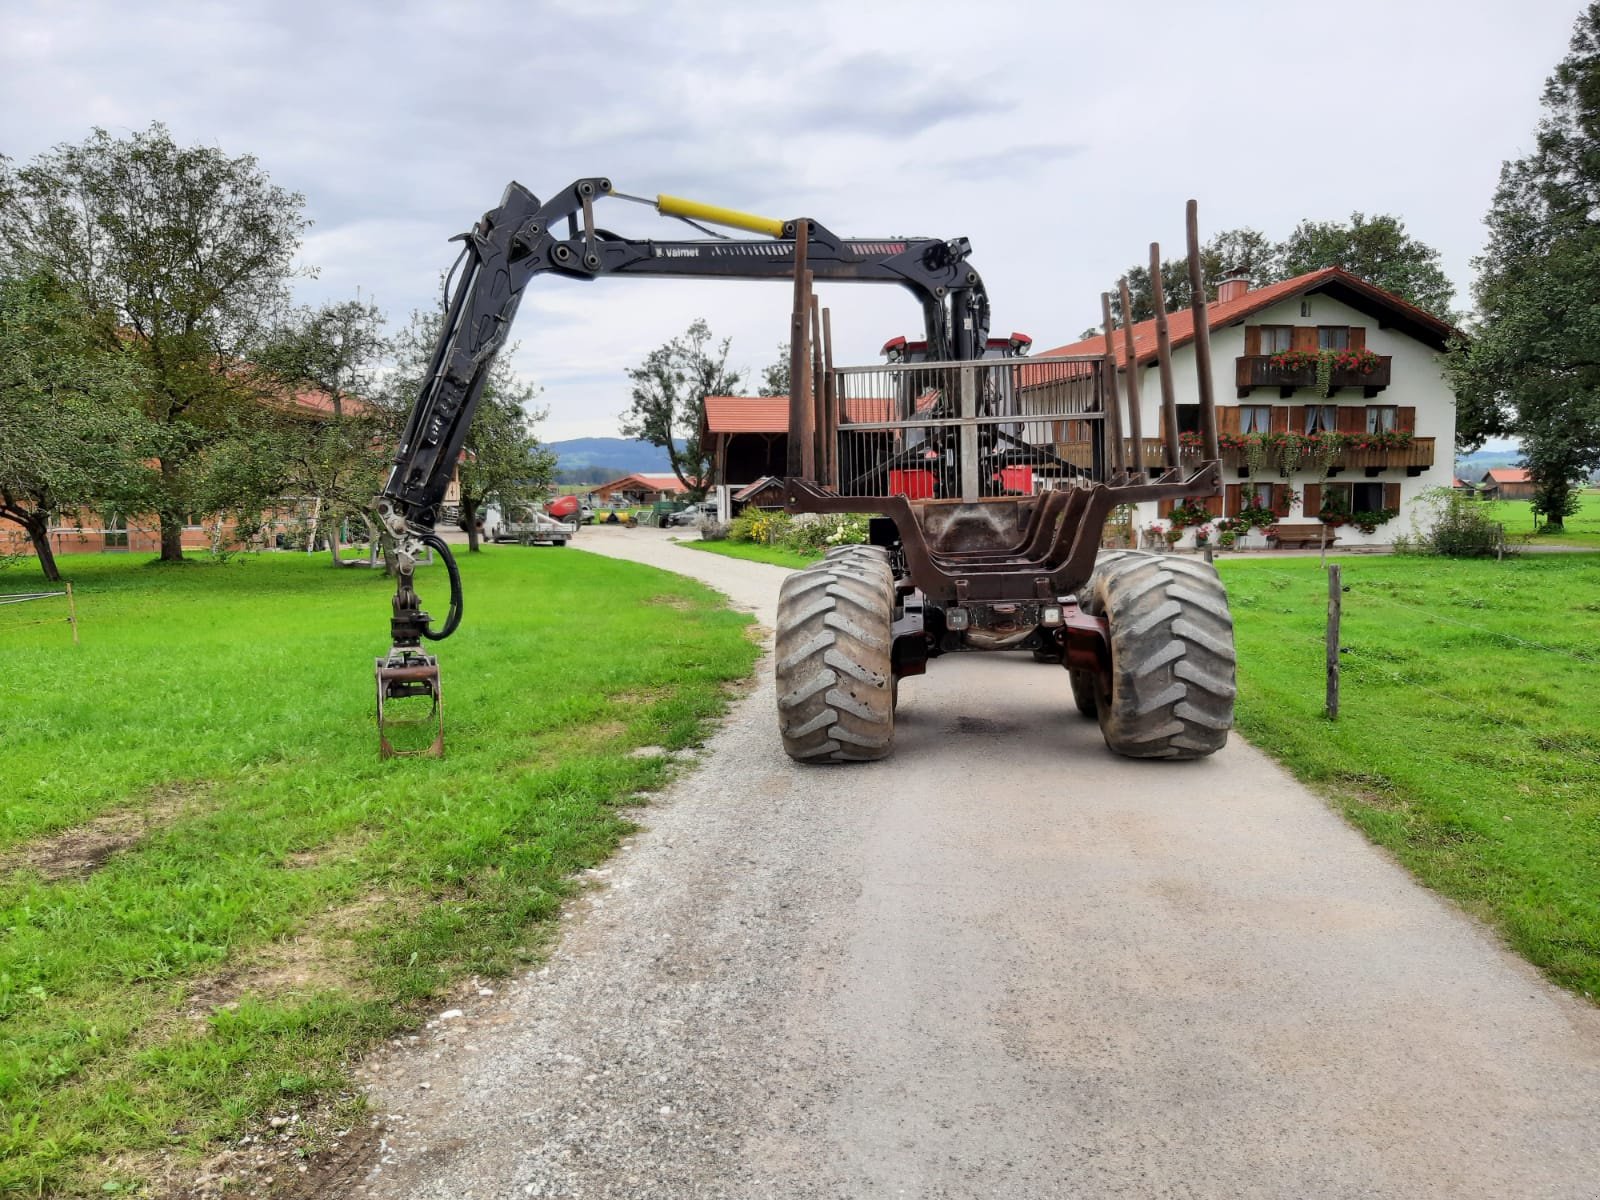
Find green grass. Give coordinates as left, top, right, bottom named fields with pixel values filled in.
left=1478, top=486, right=1600, bottom=548
left=681, top=539, right=824, bottom=570
left=1217, top=552, right=1600, bottom=1000
left=0, top=549, right=757, bottom=1195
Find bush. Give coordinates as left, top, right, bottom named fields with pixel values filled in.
left=782, top=513, right=870, bottom=553
left=1395, top=487, right=1510, bottom=557
left=727, top=509, right=792, bottom=544
left=700, top=521, right=730, bottom=542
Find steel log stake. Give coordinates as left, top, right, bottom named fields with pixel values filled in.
left=1118, top=278, right=1146, bottom=478
left=821, top=307, right=837, bottom=489
left=1186, top=200, right=1221, bottom=462
left=787, top=220, right=812, bottom=479
left=1100, top=293, right=1126, bottom=476
left=1148, top=243, right=1183, bottom=473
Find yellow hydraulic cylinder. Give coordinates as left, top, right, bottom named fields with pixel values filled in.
left=656, top=193, right=785, bottom=238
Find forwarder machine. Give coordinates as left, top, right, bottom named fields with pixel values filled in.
left=373, top=178, right=1235, bottom=761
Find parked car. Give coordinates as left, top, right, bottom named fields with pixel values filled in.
left=666, top=501, right=719, bottom=527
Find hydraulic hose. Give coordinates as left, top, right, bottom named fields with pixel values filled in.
left=419, top=533, right=463, bottom=641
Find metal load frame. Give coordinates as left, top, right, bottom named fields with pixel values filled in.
left=780, top=202, right=1227, bottom=606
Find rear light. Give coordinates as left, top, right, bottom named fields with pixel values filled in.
left=1040, top=605, right=1063, bottom=626
left=945, top=607, right=970, bottom=631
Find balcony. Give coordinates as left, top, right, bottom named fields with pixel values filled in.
left=1052, top=435, right=1435, bottom=475
left=1236, top=354, right=1392, bottom=398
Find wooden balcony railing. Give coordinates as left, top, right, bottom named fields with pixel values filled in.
left=1235, top=355, right=1392, bottom=398
left=1052, top=436, right=1435, bottom=473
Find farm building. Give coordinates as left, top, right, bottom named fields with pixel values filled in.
left=1479, top=467, right=1534, bottom=500
left=592, top=473, right=692, bottom=506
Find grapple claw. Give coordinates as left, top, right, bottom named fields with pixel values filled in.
left=375, top=649, right=444, bottom=759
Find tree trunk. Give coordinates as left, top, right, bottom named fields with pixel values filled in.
left=2, top=506, right=62, bottom=582
left=462, top=499, right=482, bottom=552
left=158, top=458, right=185, bottom=562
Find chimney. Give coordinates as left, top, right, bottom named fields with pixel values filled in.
left=1216, top=267, right=1251, bottom=304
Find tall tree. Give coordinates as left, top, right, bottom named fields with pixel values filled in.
left=1453, top=5, right=1600, bottom=526
left=0, top=272, right=150, bottom=580
left=1278, top=212, right=1457, bottom=320
left=621, top=319, right=741, bottom=498
left=387, top=308, right=555, bottom=552
left=255, top=298, right=394, bottom=564
left=0, top=124, right=310, bottom=561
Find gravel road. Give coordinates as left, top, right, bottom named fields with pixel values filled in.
left=352, top=527, right=1600, bottom=1199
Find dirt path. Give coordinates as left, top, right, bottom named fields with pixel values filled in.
left=351, top=528, right=1600, bottom=1199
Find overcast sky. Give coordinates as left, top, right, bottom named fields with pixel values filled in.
left=1, top=0, right=1583, bottom=441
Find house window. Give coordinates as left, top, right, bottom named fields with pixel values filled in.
left=104, top=513, right=128, bottom=550
left=1239, top=405, right=1273, bottom=434
left=1318, top=326, right=1350, bottom=350
left=1175, top=404, right=1201, bottom=434
left=1304, top=404, right=1337, bottom=433
left=1367, top=405, right=1398, bottom=433
left=1243, top=482, right=1275, bottom=510
left=1323, top=482, right=1387, bottom=515
left=1258, top=325, right=1294, bottom=354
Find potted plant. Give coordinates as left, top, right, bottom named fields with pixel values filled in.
left=1192, top=523, right=1213, bottom=548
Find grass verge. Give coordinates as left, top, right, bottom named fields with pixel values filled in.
left=680, top=539, right=823, bottom=570
left=1477, top=486, right=1600, bottom=548
left=1217, top=552, right=1600, bottom=1000
left=0, top=548, right=757, bottom=1195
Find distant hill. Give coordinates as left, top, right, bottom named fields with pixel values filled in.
left=1455, top=448, right=1523, bottom=479
left=547, top=437, right=679, bottom=479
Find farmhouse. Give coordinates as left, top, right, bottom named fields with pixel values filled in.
left=1037, top=267, right=1462, bottom=547
left=592, top=472, right=691, bottom=506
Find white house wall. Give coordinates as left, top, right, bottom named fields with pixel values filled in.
left=1124, top=292, right=1455, bottom=546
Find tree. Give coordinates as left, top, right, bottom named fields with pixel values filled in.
left=758, top=341, right=791, bottom=397
left=0, top=272, right=150, bottom=580
left=1089, top=228, right=1282, bottom=332
left=0, top=124, right=311, bottom=561
left=1278, top=212, right=1457, bottom=320
left=387, top=308, right=555, bottom=552
left=255, top=298, right=394, bottom=564
left=621, top=319, right=741, bottom=498
left=1452, top=5, right=1600, bottom=527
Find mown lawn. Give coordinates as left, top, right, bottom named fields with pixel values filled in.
left=0, top=548, right=757, bottom=1196
left=682, top=539, right=823, bottom=570
left=1479, top=486, right=1600, bottom=548
left=1217, top=551, right=1600, bottom=1000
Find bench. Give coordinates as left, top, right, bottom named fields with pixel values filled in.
left=1265, top=523, right=1328, bottom=550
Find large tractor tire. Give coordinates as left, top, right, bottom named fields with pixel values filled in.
left=775, top=554, right=896, bottom=763
left=1081, top=551, right=1236, bottom=760
left=1065, top=549, right=1139, bottom=715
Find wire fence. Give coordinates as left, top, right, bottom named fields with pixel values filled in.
left=0, top=585, right=80, bottom=643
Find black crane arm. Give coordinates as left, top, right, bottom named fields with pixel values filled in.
left=375, top=177, right=990, bottom=537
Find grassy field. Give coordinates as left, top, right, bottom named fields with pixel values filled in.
left=681, top=539, right=824, bottom=570
left=1479, top=486, right=1600, bottom=548
left=1216, top=551, right=1600, bottom=1000
left=0, top=549, right=757, bottom=1195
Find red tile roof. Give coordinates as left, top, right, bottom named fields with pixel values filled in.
left=1036, top=267, right=1460, bottom=365
left=704, top=396, right=787, bottom=434
left=1485, top=468, right=1531, bottom=484
left=595, top=472, right=691, bottom=494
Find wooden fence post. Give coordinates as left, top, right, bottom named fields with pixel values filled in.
left=1326, top=564, right=1341, bottom=720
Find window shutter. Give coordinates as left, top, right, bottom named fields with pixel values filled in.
left=1383, top=482, right=1401, bottom=510
left=1225, top=484, right=1241, bottom=515
left=1204, top=494, right=1223, bottom=517
left=1337, top=406, right=1365, bottom=433
left=1349, top=327, right=1366, bottom=351
left=1158, top=499, right=1173, bottom=518
left=1244, top=327, right=1262, bottom=356
left=1270, top=406, right=1289, bottom=432
left=1219, top=405, right=1241, bottom=435
left=1397, top=406, right=1416, bottom=432
left=1292, top=326, right=1318, bottom=352
left=1271, top=484, right=1289, bottom=515
left=1303, top=483, right=1322, bottom=516
left=1288, top=405, right=1306, bottom=434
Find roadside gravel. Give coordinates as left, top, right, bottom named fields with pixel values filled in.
left=349, top=527, right=1600, bottom=1199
